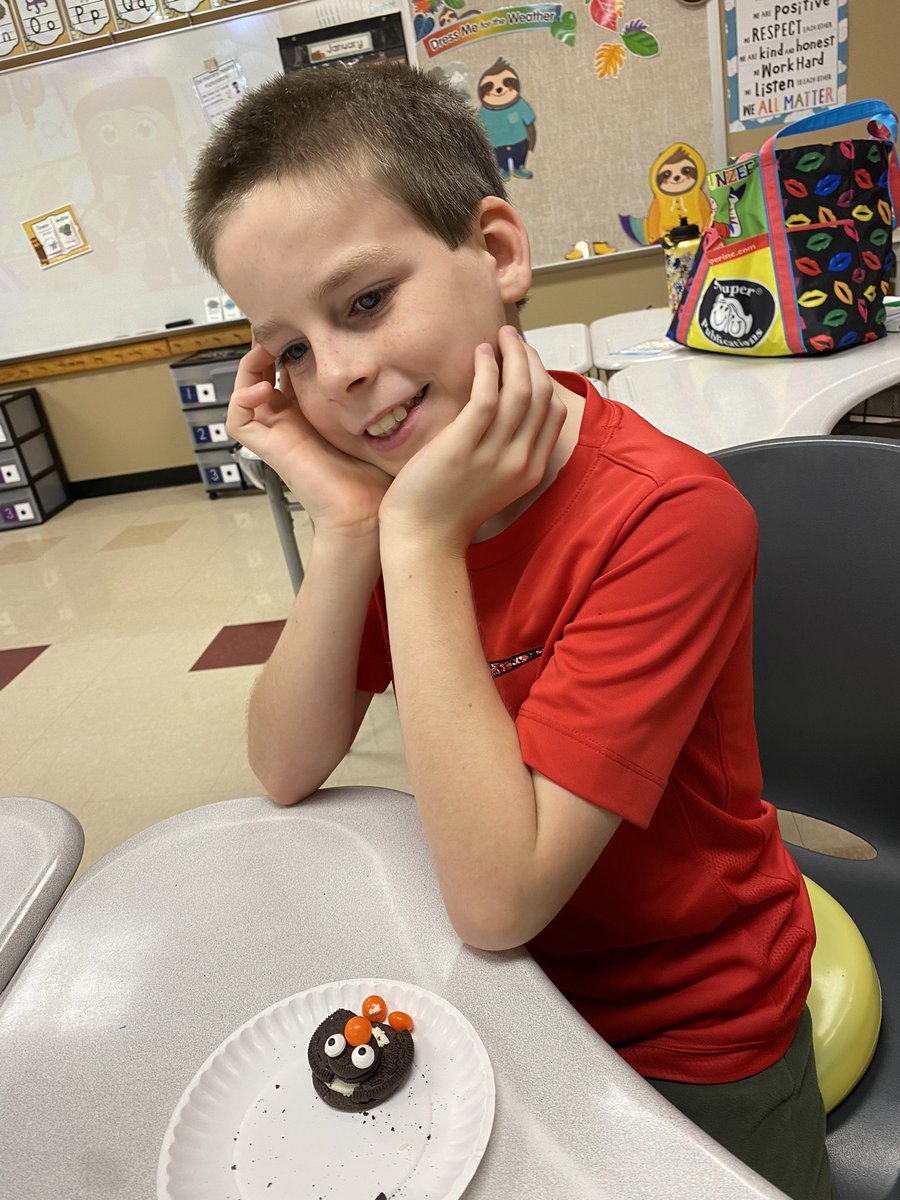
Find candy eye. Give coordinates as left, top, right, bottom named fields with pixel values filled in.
left=324, top=1034, right=346, bottom=1058
left=351, top=1044, right=375, bottom=1070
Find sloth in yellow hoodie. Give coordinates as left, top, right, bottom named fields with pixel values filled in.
left=620, top=142, right=712, bottom=245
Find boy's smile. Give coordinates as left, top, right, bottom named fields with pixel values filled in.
left=214, top=174, right=514, bottom=475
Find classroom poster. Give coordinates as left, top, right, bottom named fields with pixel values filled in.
left=110, top=0, right=166, bottom=30
left=192, top=59, right=247, bottom=127
left=22, top=206, right=91, bottom=269
left=12, top=0, right=70, bottom=49
left=724, top=0, right=847, bottom=131
left=0, top=0, right=25, bottom=59
left=61, top=0, right=116, bottom=41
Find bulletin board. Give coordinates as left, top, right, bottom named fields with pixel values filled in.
left=411, top=0, right=726, bottom=268
left=0, top=0, right=726, bottom=360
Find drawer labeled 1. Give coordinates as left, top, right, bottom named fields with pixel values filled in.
left=179, top=382, right=218, bottom=406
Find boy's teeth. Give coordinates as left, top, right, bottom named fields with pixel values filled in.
left=367, top=403, right=411, bottom=438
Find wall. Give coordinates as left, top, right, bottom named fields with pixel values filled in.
left=525, top=0, right=900, bottom=327
left=6, top=0, right=900, bottom=484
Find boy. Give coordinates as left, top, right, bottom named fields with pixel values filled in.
left=186, top=65, right=830, bottom=1199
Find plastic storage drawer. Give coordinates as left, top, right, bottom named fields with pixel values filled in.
left=183, top=404, right=234, bottom=450
left=170, top=345, right=249, bottom=408
left=0, top=446, right=26, bottom=489
left=0, top=390, right=41, bottom=446
left=0, top=434, right=54, bottom=488
left=0, top=470, right=68, bottom=528
left=197, top=448, right=244, bottom=493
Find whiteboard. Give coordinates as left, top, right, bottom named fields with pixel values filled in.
left=0, top=0, right=414, bottom=359
left=0, top=0, right=725, bottom=359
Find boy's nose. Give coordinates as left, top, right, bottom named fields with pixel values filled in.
left=315, top=335, right=376, bottom=398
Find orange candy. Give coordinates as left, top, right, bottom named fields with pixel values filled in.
left=387, top=1010, right=414, bottom=1032
left=344, top=1015, right=373, bottom=1046
left=361, top=995, right=387, bottom=1022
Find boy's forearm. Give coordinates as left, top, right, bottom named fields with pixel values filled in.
left=248, top=532, right=381, bottom=805
left=380, top=535, right=546, bottom=947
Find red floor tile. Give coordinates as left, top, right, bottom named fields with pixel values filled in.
left=190, top=621, right=286, bottom=671
left=0, top=644, right=50, bottom=691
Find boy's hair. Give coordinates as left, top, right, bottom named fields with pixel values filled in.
left=186, top=64, right=509, bottom=277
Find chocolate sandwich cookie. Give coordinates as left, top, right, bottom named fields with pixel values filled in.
left=308, top=1007, right=414, bottom=1112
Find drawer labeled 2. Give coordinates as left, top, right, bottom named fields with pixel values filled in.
left=184, top=405, right=234, bottom=448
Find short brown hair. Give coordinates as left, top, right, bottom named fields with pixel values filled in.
left=186, top=64, right=508, bottom=277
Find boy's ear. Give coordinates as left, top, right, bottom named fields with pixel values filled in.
left=474, top=197, right=532, bottom=304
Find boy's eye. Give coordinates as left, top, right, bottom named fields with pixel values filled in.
left=352, top=285, right=393, bottom=315
left=278, top=342, right=308, bottom=366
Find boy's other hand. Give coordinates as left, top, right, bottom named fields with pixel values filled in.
left=228, top=344, right=391, bottom=539
left=379, top=326, right=566, bottom=552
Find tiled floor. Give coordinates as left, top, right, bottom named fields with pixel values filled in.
left=0, top=482, right=410, bottom=876
left=1, top=478, right=864, bottom=882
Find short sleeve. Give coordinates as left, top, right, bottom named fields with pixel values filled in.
left=515, top=476, right=758, bottom=827
left=355, top=583, right=392, bottom=694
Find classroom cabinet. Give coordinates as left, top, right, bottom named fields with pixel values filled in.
left=0, top=388, right=71, bottom=530
left=169, top=345, right=252, bottom=497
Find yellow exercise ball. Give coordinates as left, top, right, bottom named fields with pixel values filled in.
left=804, top=874, right=882, bottom=1112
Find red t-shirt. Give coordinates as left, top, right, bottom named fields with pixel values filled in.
left=357, top=372, right=815, bottom=1084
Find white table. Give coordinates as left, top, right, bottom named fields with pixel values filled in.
left=589, top=308, right=682, bottom=373
left=607, top=334, right=900, bottom=453
left=0, top=795, right=83, bottom=994
left=524, top=322, right=593, bottom=373
left=0, top=787, right=789, bottom=1200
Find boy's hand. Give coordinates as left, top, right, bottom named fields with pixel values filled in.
left=228, top=344, right=391, bottom=539
left=378, top=326, right=567, bottom=552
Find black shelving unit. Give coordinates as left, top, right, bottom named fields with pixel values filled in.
left=0, top=388, right=71, bottom=530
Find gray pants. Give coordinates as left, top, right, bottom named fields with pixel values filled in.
left=646, top=1008, right=832, bottom=1200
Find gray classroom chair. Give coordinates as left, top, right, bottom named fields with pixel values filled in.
left=712, top=435, right=900, bottom=1200
left=0, top=796, right=84, bottom=994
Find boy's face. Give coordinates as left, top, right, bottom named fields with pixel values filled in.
left=214, top=174, right=513, bottom=476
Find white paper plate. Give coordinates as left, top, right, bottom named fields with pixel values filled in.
left=158, top=978, right=495, bottom=1200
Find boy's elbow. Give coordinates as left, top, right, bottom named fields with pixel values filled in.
left=248, top=750, right=312, bottom=808
left=446, top=897, right=536, bottom=953
left=268, top=787, right=303, bottom=807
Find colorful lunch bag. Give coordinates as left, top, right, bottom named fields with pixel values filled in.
left=668, top=99, right=900, bottom=356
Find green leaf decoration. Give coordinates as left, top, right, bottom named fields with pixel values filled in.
left=551, top=10, right=577, bottom=45
left=796, top=151, right=826, bottom=173
left=444, top=0, right=465, bottom=8
left=621, top=23, right=659, bottom=57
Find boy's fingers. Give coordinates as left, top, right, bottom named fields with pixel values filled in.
left=514, top=341, right=556, bottom=445
left=234, top=342, right=277, bottom=392
left=461, top=343, right=503, bottom=440
left=492, top=326, right=534, bottom=438
left=277, top=364, right=300, bottom=406
left=530, top=389, right=567, bottom=466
